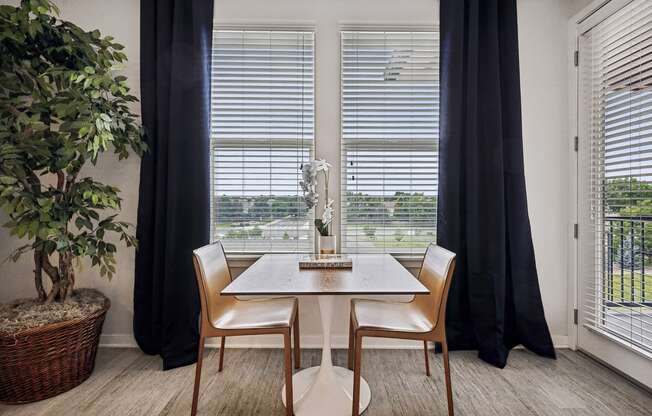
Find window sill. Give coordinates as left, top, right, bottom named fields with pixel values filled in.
left=225, top=253, right=265, bottom=268
left=392, top=255, right=425, bottom=269
left=226, top=253, right=424, bottom=269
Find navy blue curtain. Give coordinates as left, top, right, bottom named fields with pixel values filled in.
left=134, top=0, right=213, bottom=370
left=437, top=0, right=556, bottom=368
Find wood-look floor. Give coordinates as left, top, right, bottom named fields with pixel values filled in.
left=0, top=348, right=650, bottom=416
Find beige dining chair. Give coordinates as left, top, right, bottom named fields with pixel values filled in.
left=348, top=243, right=456, bottom=416
left=191, top=241, right=300, bottom=416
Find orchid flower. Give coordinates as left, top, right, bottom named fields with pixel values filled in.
left=322, top=199, right=334, bottom=227
left=299, top=159, right=334, bottom=236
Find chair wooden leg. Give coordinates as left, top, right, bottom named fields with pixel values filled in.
left=283, top=330, right=294, bottom=416
left=190, top=336, right=205, bottom=416
left=347, top=317, right=354, bottom=370
left=442, top=340, right=454, bottom=416
left=293, top=306, right=301, bottom=369
left=423, top=340, right=431, bottom=377
left=352, top=333, right=362, bottom=416
left=218, top=336, right=225, bottom=372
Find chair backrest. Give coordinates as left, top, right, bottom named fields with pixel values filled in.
left=414, top=243, right=456, bottom=331
left=192, top=241, right=236, bottom=329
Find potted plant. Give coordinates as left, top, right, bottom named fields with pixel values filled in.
left=0, top=0, right=144, bottom=403
left=300, top=159, right=336, bottom=254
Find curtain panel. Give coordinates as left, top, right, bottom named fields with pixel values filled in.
left=134, top=0, right=214, bottom=370
left=437, top=0, right=556, bottom=367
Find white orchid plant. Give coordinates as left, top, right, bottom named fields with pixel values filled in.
left=300, top=159, right=334, bottom=236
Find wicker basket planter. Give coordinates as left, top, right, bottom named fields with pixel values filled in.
left=0, top=298, right=110, bottom=404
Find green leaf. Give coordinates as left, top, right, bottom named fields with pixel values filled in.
left=16, top=222, right=27, bottom=238
left=0, top=0, right=146, bottom=290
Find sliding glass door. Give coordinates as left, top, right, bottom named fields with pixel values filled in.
left=577, top=0, right=652, bottom=386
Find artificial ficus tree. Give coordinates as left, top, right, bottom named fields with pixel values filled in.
left=0, top=0, right=146, bottom=302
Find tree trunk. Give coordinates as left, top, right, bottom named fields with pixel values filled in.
left=46, top=281, right=62, bottom=303
left=33, top=249, right=47, bottom=302
left=58, top=251, right=74, bottom=302
left=65, top=264, right=76, bottom=299
left=41, top=253, right=62, bottom=303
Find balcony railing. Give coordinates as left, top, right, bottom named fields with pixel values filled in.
left=604, top=216, right=652, bottom=307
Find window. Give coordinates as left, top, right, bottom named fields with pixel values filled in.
left=340, top=31, right=439, bottom=254
left=211, top=30, right=315, bottom=253
left=580, top=0, right=652, bottom=353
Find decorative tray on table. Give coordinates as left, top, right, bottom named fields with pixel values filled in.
left=299, top=254, right=353, bottom=269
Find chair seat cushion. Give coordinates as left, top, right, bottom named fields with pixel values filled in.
left=213, top=297, right=296, bottom=330
left=351, top=299, right=434, bottom=333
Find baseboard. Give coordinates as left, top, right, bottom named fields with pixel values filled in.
left=100, top=333, right=138, bottom=348
left=550, top=335, right=569, bottom=349
left=101, top=333, right=570, bottom=350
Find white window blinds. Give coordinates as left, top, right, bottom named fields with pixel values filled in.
left=340, top=31, right=439, bottom=254
left=211, top=30, right=314, bottom=253
left=580, top=0, right=652, bottom=353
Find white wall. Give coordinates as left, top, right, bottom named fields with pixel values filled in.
left=517, top=0, right=593, bottom=341
left=0, top=0, right=590, bottom=349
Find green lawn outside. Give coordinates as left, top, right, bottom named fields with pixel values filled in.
left=347, top=224, right=436, bottom=250
left=604, top=271, right=652, bottom=303
left=371, top=240, right=431, bottom=249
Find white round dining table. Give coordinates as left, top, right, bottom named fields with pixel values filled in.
left=221, top=253, right=429, bottom=416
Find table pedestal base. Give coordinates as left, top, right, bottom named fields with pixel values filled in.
left=281, top=295, right=371, bottom=415
left=282, top=366, right=371, bottom=415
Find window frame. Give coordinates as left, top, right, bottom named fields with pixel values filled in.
left=570, top=0, right=652, bottom=386
left=210, top=26, right=317, bottom=255
left=338, top=27, right=440, bottom=256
